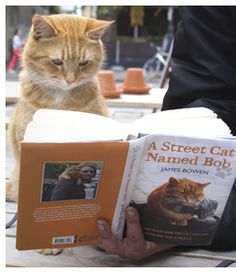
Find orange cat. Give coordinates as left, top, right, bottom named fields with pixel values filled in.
left=147, top=177, right=210, bottom=226
left=7, top=14, right=112, bottom=203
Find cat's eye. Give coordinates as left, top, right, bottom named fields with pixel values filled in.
left=52, top=59, right=63, bottom=66
left=79, top=60, right=89, bottom=67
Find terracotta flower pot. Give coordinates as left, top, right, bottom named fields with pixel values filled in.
left=122, top=68, right=151, bottom=94
left=97, top=70, right=122, bottom=98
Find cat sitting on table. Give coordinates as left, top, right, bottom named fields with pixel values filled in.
left=7, top=14, right=112, bottom=254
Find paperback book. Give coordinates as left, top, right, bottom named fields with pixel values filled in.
left=15, top=108, right=236, bottom=249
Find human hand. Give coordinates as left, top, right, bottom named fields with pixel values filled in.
left=97, top=206, right=173, bottom=260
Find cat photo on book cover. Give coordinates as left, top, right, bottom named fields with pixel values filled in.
left=130, top=177, right=219, bottom=238
left=147, top=177, right=218, bottom=226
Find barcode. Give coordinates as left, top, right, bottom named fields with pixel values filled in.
left=52, top=236, right=76, bottom=245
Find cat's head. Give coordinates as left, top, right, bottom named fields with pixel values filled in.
left=22, top=14, right=113, bottom=90
left=165, top=177, right=210, bottom=205
left=58, top=165, right=81, bottom=181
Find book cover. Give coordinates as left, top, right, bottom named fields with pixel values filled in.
left=129, top=134, right=236, bottom=245
left=16, top=141, right=129, bottom=250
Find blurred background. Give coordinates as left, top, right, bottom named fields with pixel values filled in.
left=5, top=5, right=180, bottom=181
left=6, top=5, right=180, bottom=82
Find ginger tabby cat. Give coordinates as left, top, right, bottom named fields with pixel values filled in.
left=147, top=177, right=210, bottom=226
left=7, top=14, right=112, bottom=203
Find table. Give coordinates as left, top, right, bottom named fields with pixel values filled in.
left=106, top=88, right=167, bottom=112
left=6, top=81, right=167, bottom=112
left=6, top=81, right=21, bottom=104
left=6, top=202, right=236, bottom=267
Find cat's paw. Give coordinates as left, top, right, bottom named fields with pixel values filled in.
left=215, top=167, right=232, bottom=179
left=36, top=248, right=63, bottom=255
left=6, top=181, right=18, bottom=202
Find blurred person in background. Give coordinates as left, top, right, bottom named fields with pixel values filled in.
left=7, top=28, right=23, bottom=74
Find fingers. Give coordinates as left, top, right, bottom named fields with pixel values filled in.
left=97, top=219, right=112, bottom=239
left=96, top=219, right=120, bottom=254
left=96, top=207, right=145, bottom=258
left=122, top=206, right=147, bottom=259
left=125, top=206, right=145, bottom=245
left=96, top=207, right=173, bottom=260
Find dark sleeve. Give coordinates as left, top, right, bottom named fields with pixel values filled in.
left=50, top=180, right=85, bottom=201
left=161, top=7, right=236, bottom=136
left=207, top=179, right=236, bottom=250
left=50, top=180, right=73, bottom=201
left=162, top=7, right=236, bottom=250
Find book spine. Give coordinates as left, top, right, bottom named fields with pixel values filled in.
left=111, top=137, right=146, bottom=237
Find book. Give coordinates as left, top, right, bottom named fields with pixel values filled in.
left=16, top=108, right=236, bottom=250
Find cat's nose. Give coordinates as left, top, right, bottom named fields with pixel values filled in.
left=66, top=79, right=75, bottom=85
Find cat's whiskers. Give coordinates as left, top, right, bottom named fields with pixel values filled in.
left=78, top=79, right=93, bottom=93
left=24, top=74, right=68, bottom=104
left=26, top=71, right=96, bottom=104
left=76, top=77, right=93, bottom=88
left=27, top=70, right=53, bottom=88
left=45, top=77, right=96, bottom=104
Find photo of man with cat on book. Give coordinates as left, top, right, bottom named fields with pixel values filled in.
left=41, top=162, right=101, bottom=202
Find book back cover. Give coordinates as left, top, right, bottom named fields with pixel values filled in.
left=16, top=141, right=129, bottom=250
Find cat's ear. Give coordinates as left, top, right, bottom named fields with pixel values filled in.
left=200, top=182, right=211, bottom=188
left=168, top=177, right=179, bottom=186
left=32, top=14, right=56, bottom=40
left=87, top=20, right=114, bottom=40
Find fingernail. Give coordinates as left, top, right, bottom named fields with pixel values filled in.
left=126, top=207, right=136, bottom=219
left=97, top=220, right=106, bottom=232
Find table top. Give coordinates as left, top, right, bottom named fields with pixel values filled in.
left=6, top=81, right=167, bottom=110
left=6, top=81, right=20, bottom=104
left=106, top=88, right=167, bottom=109
left=6, top=202, right=236, bottom=267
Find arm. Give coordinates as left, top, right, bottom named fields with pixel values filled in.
left=50, top=180, right=72, bottom=201
left=162, top=7, right=236, bottom=250
left=162, top=7, right=236, bottom=135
